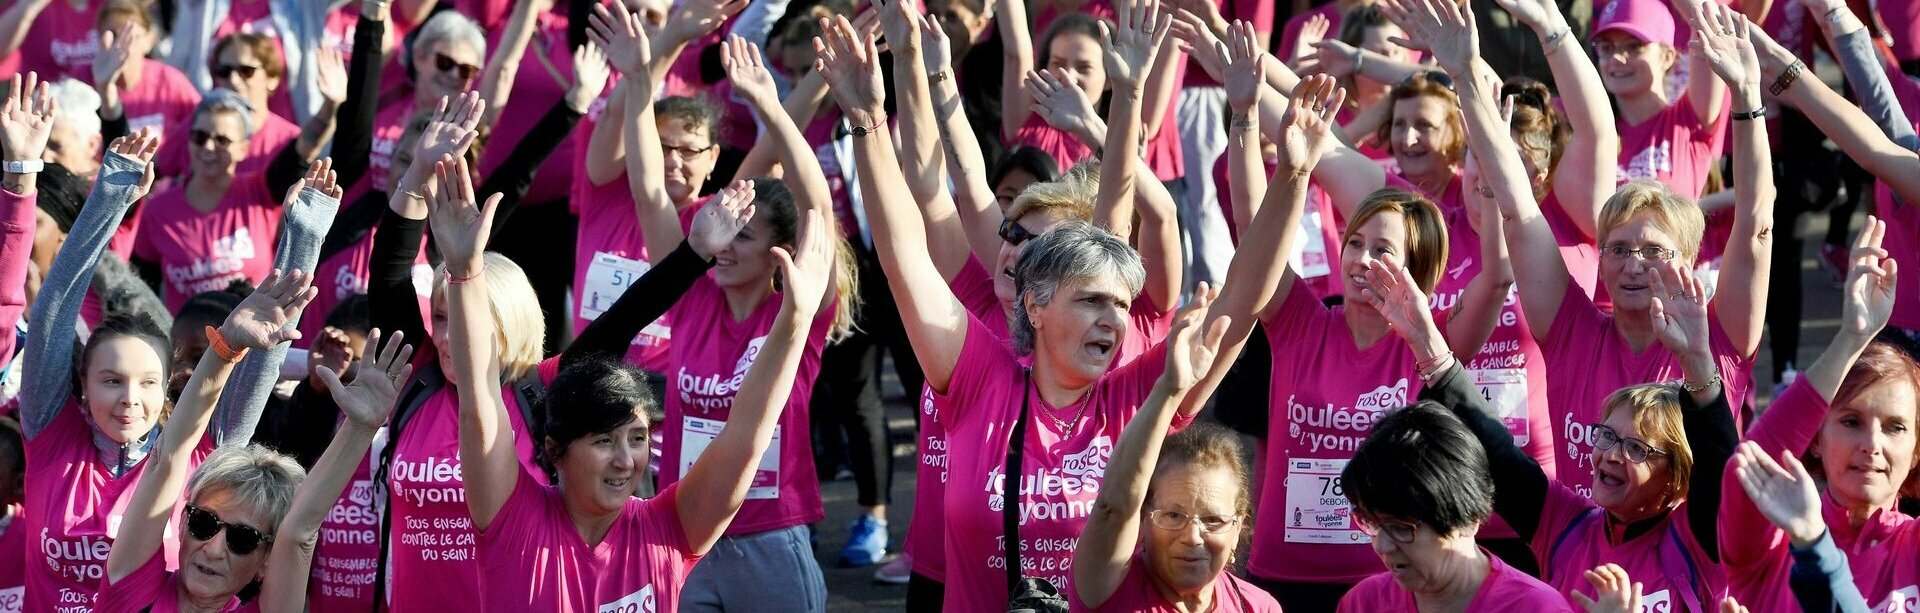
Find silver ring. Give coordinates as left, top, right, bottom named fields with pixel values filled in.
left=1312, top=104, right=1325, bottom=112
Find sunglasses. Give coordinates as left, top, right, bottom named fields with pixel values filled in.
left=212, top=63, right=261, bottom=80
left=184, top=504, right=274, bottom=556
left=435, top=53, right=480, bottom=80
left=998, top=218, right=1037, bottom=246
left=189, top=129, right=238, bottom=149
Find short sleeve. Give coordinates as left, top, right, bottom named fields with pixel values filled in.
left=480, top=465, right=550, bottom=540
left=634, top=482, right=696, bottom=560
left=1262, top=274, right=1327, bottom=341
left=93, top=551, right=170, bottom=613
left=1543, top=276, right=1604, bottom=357
left=930, top=311, right=1021, bottom=428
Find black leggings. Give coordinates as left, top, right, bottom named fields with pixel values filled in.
left=1765, top=108, right=1839, bottom=380
left=905, top=573, right=944, bottom=612
left=810, top=247, right=921, bottom=507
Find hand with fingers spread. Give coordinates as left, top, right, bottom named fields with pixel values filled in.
left=1691, top=2, right=1760, bottom=101
left=314, top=47, right=349, bottom=107
left=1489, top=0, right=1564, bottom=32
left=92, top=24, right=137, bottom=92
left=1276, top=74, right=1347, bottom=175
left=306, top=326, right=358, bottom=394
left=1571, top=564, right=1643, bottom=613
left=588, top=0, right=654, bottom=78
left=1646, top=261, right=1712, bottom=360
left=291, top=157, right=341, bottom=203
left=662, top=0, right=750, bottom=47
left=813, top=16, right=887, bottom=118
left=568, top=42, right=612, bottom=114
left=722, top=36, right=781, bottom=111
left=412, top=93, right=487, bottom=171
left=1310, top=39, right=1361, bottom=78
left=106, top=127, right=162, bottom=199
left=1378, top=0, right=1478, bottom=73
left=1731, top=441, right=1825, bottom=547
left=690, top=180, right=758, bottom=259
left=776, top=207, right=835, bottom=317
left=1840, top=216, right=1898, bottom=341
left=1293, top=14, right=1330, bottom=64
left=1361, top=259, right=1446, bottom=355
left=1171, top=9, right=1229, bottom=81
left=919, top=9, right=953, bottom=74
left=1160, top=283, right=1231, bottom=391
left=1027, top=69, right=1102, bottom=142
left=0, top=72, right=55, bottom=167
left=1221, top=21, right=1266, bottom=113
left=873, top=0, right=923, bottom=55
left=1098, top=0, right=1174, bottom=95
left=220, top=270, right=320, bottom=350
left=318, top=329, right=415, bottom=431
left=426, top=155, right=502, bottom=278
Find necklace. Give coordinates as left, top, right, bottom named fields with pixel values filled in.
left=1040, top=398, right=1089, bottom=436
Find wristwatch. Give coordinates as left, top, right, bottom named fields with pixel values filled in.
left=2, top=159, right=44, bottom=174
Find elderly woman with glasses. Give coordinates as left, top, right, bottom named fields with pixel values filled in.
left=1348, top=238, right=1734, bottom=610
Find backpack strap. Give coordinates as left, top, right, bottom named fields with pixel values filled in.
left=1662, top=519, right=1708, bottom=613
left=370, top=366, right=443, bottom=612
left=1004, top=371, right=1032, bottom=599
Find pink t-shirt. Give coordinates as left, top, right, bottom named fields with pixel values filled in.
left=132, top=174, right=284, bottom=312
left=1278, top=3, right=1344, bottom=68
left=155, top=111, right=300, bottom=180
left=1336, top=550, right=1573, bottom=612
left=1885, top=0, right=1920, bottom=61
left=570, top=173, right=701, bottom=372
left=1431, top=207, right=1557, bottom=539
left=1530, top=484, right=1722, bottom=612
left=1014, top=115, right=1095, bottom=171
left=1247, top=275, right=1426, bottom=584
left=0, top=506, right=22, bottom=611
left=936, top=310, right=1176, bottom=612
left=304, top=452, right=380, bottom=613
left=1071, top=550, right=1284, bottom=612
left=211, top=0, right=298, bottom=124
left=658, top=279, right=835, bottom=535
left=1144, top=63, right=1186, bottom=183
left=95, top=550, right=254, bottom=613
left=383, top=384, right=547, bottom=611
left=10, top=0, right=101, bottom=82
left=1721, top=379, right=1920, bottom=612
left=1614, top=92, right=1730, bottom=202
left=120, top=61, right=202, bottom=138
left=475, top=13, right=576, bottom=206
left=1540, top=282, right=1754, bottom=497
left=477, top=470, right=699, bottom=610
left=1214, top=154, right=1343, bottom=299
left=26, top=408, right=207, bottom=613
left=1876, top=67, right=1920, bottom=331
left=367, top=100, right=414, bottom=194
left=1541, top=193, right=1601, bottom=298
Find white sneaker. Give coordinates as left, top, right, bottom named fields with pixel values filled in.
left=873, top=553, right=913, bottom=584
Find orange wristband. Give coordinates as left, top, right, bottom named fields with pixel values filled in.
left=204, top=326, right=248, bottom=363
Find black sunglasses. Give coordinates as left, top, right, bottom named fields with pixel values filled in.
left=1401, top=69, right=1454, bottom=91
left=189, top=129, right=238, bottom=149
left=184, top=504, right=274, bottom=555
left=999, top=218, right=1037, bottom=246
left=435, top=53, right=480, bottom=80
left=212, top=63, right=261, bottom=80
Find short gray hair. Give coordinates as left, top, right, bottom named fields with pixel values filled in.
left=1011, top=220, right=1145, bottom=356
left=48, top=78, right=101, bottom=138
left=187, top=444, right=305, bottom=539
left=410, top=10, right=488, bottom=73
left=193, top=89, right=256, bottom=138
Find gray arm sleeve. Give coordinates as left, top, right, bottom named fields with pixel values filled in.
left=1834, top=28, right=1920, bottom=151
left=210, top=185, right=339, bottom=447
left=21, top=152, right=147, bottom=440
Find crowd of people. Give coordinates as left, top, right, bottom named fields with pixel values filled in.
left=0, top=0, right=1917, bottom=610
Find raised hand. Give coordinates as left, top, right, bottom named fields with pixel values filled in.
left=291, top=157, right=341, bottom=203
left=1292, top=13, right=1329, bottom=64
left=306, top=326, right=357, bottom=393
left=1691, top=2, right=1760, bottom=97
left=1489, top=0, right=1560, bottom=30
left=722, top=35, right=780, bottom=110
left=920, top=9, right=953, bottom=74
left=1275, top=74, right=1346, bottom=174
left=314, top=47, right=348, bottom=107
left=106, top=127, right=161, bottom=199
left=1379, top=0, right=1478, bottom=72
left=1026, top=69, right=1101, bottom=140
left=1841, top=216, right=1898, bottom=341
left=1570, top=564, right=1643, bottom=613
left=92, top=24, right=136, bottom=90
left=1161, top=283, right=1230, bottom=391
left=1361, top=258, right=1441, bottom=344
left=1099, top=0, right=1174, bottom=94
left=874, top=0, right=923, bottom=55
left=775, top=207, right=835, bottom=315
left=426, top=155, right=502, bottom=277
left=0, top=73, right=55, bottom=165
left=1170, top=9, right=1228, bottom=81
left=220, top=270, right=319, bottom=350
left=412, top=93, right=487, bottom=168
left=813, top=16, right=887, bottom=116
left=1646, top=260, right=1711, bottom=359
left=588, top=0, right=653, bottom=77
left=662, top=0, right=749, bottom=47
left=1731, top=441, right=1826, bottom=547
left=568, top=41, right=612, bottom=113
left=317, top=329, right=415, bottom=431
left=1220, top=20, right=1266, bottom=113
left=690, top=180, right=758, bottom=259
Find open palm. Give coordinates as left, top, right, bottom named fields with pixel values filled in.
left=814, top=16, right=886, bottom=114
left=722, top=36, right=780, bottom=110
left=414, top=93, right=486, bottom=167
left=223, top=270, right=319, bottom=350
left=1100, top=0, right=1172, bottom=93
left=1221, top=21, right=1265, bottom=111
left=1163, top=284, right=1229, bottom=390
left=319, top=329, right=415, bottom=430
left=426, top=156, right=502, bottom=276
left=1842, top=216, right=1898, bottom=339
left=777, top=208, right=835, bottom=313
left=588, top=0, right=654, bottom=76
left=1276, top=75, right=1346, bottom=174
left=1732, top=441, right=1824, bottom=545
left=0, top=73, right=55, bottom=163
left=690, top=180, right=758, bottom=259
left=1692, top=2, right=1758, bottom=90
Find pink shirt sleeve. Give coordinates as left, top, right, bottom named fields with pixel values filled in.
left=1720, top=379, right=1828, bottom=566
left=93, top=551, right=169, bottom=613
left=929, top=311, right=1023, bottom=429
left=0, top=188, right=33, bottom=366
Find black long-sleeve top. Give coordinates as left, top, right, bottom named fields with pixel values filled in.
left=1418, top=363, right=1734, bottom=560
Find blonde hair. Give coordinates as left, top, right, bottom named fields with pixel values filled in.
left=434, top=253, right=545, bottom=382
left=1007, top=159, right=1099, bottom=224
left=1599, top=383, right=1694, bottom=503
left=188, top=444, right=306, bottom=539
left=1597, top=180, right=1706, bottom=261
left=1345, top=190, right=1449, bottom=294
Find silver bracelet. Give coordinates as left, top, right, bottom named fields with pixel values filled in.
left=2, top=159, right=44, bottom=174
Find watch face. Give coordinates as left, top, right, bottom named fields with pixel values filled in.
left=852, top=126, right=870, bottom=137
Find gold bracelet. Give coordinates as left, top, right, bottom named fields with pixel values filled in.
left=930, top=70, right=951, bottom=84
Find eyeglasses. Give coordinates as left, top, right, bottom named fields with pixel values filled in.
left=212, top=63, right=262, bottom=80
left=999, top=218, right=1037, bottom=246
left=1147, top=509, right=1241, bottom=534
left=189, top=129, right=238, bottom=149
left=661, top=142, right=716, bottom=159
left=1594, top=39, right=1650, bottom=58
left=435, top=53, right=480, bottom=80
left=1601, top=244, right=1678, bottom=262
left=1590, top=424, right=1671, bottom=464
left=1354, top=515, right=1420, bottom=544
left=184, top=504, right=274, bottom=556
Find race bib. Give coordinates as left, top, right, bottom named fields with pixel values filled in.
left=599, top=585, right=657, bottom=613
left=582, top=252, right=670, bottom=340
left=1469, top=368, right=1530, bottom=446
left=1284, top=458, right=1366, bottom=545
left=680, top=416, right=781, bottom=499
left=1291, top=208, right=1331, bottom=279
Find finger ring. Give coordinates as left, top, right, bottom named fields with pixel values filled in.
left=1312, top=104, right=1326, bottom=112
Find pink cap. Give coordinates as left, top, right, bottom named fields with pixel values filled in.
left=1593, top=0, right=1676, bottom=46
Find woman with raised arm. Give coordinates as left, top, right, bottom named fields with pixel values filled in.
left=1719, top=218, right=1920, bottom=610
left=90, top=0, right=200, bottom=138
left=1730, top=442, right=1872, bottom=613
left=1595, top=0, right=1730, bottom=201
left=1491, top=0, right=1768, bottom=495
left=817, top=4, right=1226, bottom=608
left=1071, top=305, right=1287, bottom=612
